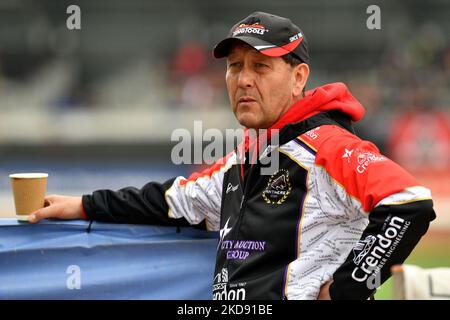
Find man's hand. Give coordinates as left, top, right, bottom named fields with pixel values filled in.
left=28, top=195, right=84, bottom=223
left=317, top=280, right=333, bottom=300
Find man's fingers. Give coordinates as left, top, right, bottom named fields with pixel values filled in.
left=44, top=195, right=57, bottom=207
left=28, top=195, right=82, bottom=223
left=29, top=205, right=60, bottom=223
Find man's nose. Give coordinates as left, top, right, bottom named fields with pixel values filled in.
left=237, top=66, right=254, bottom=88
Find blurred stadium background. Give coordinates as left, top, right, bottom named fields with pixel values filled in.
left=0, top=0, right=448, bottom=299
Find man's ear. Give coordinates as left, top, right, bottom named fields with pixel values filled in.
left=292, top=63, right=310, bottom=98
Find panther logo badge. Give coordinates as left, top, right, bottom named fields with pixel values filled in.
left=262, top=169, right=292, bottom=204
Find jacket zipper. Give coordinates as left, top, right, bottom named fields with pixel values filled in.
left=224, top=160, right=252, bottom=273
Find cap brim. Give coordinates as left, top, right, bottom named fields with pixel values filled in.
left=213, top=36, right=284, bottom=59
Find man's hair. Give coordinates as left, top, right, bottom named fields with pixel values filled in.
left=281, top=53, right=307, bottom=97
left=281, top=53, right=302, bottom=67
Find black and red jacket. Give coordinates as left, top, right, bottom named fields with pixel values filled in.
left=82, top=82, right=436, bottom=299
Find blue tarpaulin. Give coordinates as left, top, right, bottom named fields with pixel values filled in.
left=0, top=219, right=218, bottom=300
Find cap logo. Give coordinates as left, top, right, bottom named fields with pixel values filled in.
left=232, top=23, right=269, bottom=37
left=289, top=32, right=303, bottom=43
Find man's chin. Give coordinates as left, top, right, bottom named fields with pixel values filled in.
left=237, top=116, right=260, bottom=129
left=237, top=117, right=273, bottom=130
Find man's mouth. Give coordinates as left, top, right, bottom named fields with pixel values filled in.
left=238, top=96, right=257, bottom=104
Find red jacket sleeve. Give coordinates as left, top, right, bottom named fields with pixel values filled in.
left=300, top=125, right=435, bottom=299
left=300, top=125, right=422, bottom=212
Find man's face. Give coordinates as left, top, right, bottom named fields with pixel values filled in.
left=226, top=43, right=301, bottom=129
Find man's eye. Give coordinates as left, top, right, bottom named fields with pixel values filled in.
left=255, top=63, right=268, bottom=68
left=228, top=62, right=241, bottom=68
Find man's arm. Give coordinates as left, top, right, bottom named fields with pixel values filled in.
left=329, top=199, right=435, bottom=300
left=300, top=125, right=436, bottom=300
left=29, top=178, right=195, bottom=228
left=30, top=152, right=235, bottom=230
left=81, top=177, right=190, bottom=227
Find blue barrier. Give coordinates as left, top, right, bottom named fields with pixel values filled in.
left=0, top=219, right=218, bottom=300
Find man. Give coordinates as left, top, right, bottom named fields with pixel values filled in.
left=29, top=12, right=436, bottom=300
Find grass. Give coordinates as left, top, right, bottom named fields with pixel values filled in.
left=375, top=231, right=450, bottom=300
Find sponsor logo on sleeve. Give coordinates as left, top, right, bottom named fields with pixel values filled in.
left=351, top=216, right=411, bottom=287
left=342, top=148, right=354, bottom=162
left=352, top=235, right=377, bottom=265
left=356, top=151, right=386, bottom=174
left=342, top=147, right=387, bottom=173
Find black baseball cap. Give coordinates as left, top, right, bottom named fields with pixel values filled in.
left=213, top=11, right=309, bottom=64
